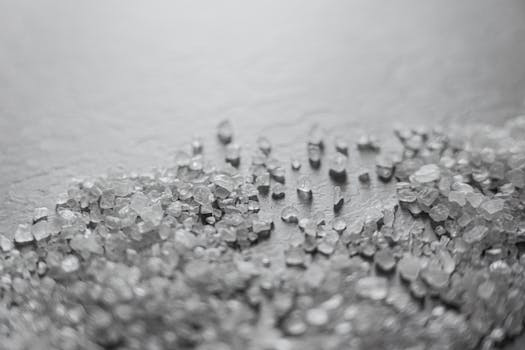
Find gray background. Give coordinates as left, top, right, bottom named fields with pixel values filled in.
left=1, top=0, right=525, bottom=347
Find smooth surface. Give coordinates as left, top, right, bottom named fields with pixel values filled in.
left=1, top=0, right=525, bottom=242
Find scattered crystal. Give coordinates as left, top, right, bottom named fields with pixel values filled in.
left=33, top=207, right=49, bottom=223
left=358, top=170, right=370, bottom=183
left=291, top=158, right=302, bottom=171
left=307, top=124, right=324, bottom=148
left=329, top=153, right=347, bottom=180
left=272, top=183, right=286, bottom=199
left=335, top=137, right=349, bottom=154
left=14, top=223, right=33, bottom=244
left=333, top=186, right=344, bottom=211
left=255, top=171, right=271, bottom=192
left=217, top=119, right=233, bottom=144
left=376, top=156, right=395, bottom=181
left=281, top=206, right=299, bottom=223
left=257, top=136, right=272, bottom=155
left=0, top=234, right=13, bottom=252
left=285, top=245, right=306, bottom=267
left=357, top=134, right=380, bottom=152
left=308, top=145, right=322, bottom=168
left=191, top=136, right=203, bottom=154
left=297, top=175, right=313, bottom=199
left=225, top=143, right=241, bottom=167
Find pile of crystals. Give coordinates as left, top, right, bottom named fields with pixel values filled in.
left=1, top=117, right=525, bottom=350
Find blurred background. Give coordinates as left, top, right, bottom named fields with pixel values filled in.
left=1, top=0, right=525, bottom=246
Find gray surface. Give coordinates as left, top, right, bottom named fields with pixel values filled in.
left=1, top=2, right=525, bottom=344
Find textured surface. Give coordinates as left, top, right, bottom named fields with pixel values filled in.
left=1, top=1, right=525, bottom=346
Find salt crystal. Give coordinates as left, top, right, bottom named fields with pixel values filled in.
left=410, top=164, right=441, bottom=183
left=332, top=218, right=347, bottom=233
left=252, top=217, right=273, bottom=235
left=0, top=234, right=13, bottom=252
left=14, top=223, right=33, bottom=244
left=376, top=156, right=395, bottom=181
left=191, top=136, right=203, bottom=154
left=225, top=143, right=241, bottom=167
left=291, top=158, right=302, bottom=171
left=297, top=176, right=313, bottom=199
left=307, top=124, right=324, bottom=148
left=480, top=198, right=505, bottom=217
left=217, top=119, right=233, bottom=144
left=329, top=153, right=347, bottom=180
left=437, top=249, right=455, bottom=274
left=374, top=248, right=396, bottom=272
left=409, top=279, right=427, bottom=299
left=61, top=255, right=80, bottom=273
left=429, top=203, right=449, bottom=222
left=193, top=185, right=214, bottom=206
left=255, top=172, right=271, bottom=192
left=281, top=206, right=299, bottom=223
left=308, top=145, right=322, bottom=168
left=214, top=174, right=235, bottom=197
left=398, top=255, right=421, bottom=282
left=317, top=230, right=339, bottom=255
left=271, top=183, right=286, bottom=200
left=397, top=183, right=417, bottom=203
left=466, top=192, right=485, bottom=208
left=270, top=166, right=286, bottom=183
left=357, top=134, right=380, bottom=152
left=333, top=186, right=344, bottom=211
left=507, top=168, right=525, bottom=188
left=33, top=207, right=49, bottom=223
left=335, top=137, right=349, bottom=154
left=31, top=221, right=50, bottom=241
left=256, top=136, right=272, bottom=155
left=448, top=191, right=466, bottom=207
left=421, top=266, right=449, bottom=289
left=285, top=245, right=305, bottom=267
left=358, top=170, right=370, bottom=183
left=477, top=280, right=495, bottom=300
left=305, top=308, right=329, bottom=326
left=462, top=225, right=488, bottom=244
left=356, top=276, right=388, bottom=300
left=417, top=187, right=439, bottom=207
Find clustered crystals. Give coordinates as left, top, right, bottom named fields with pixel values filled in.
left=2, top=117, right=525, bottom=350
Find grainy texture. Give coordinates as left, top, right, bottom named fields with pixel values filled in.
left=1, top=1, right=525, bottom=348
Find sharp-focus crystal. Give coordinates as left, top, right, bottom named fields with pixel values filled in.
left=297, top=176, right=313, bottom=200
